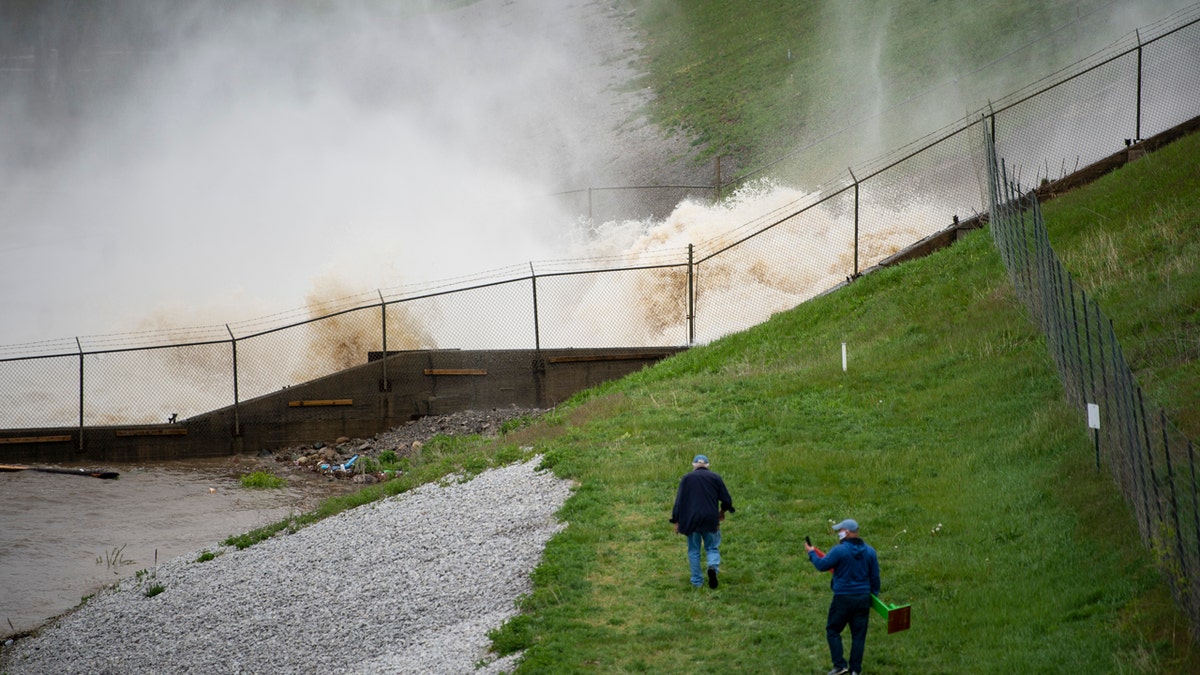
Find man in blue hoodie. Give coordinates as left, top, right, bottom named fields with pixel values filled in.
left=670, top=454, right=735, bottom=588
left=805, top=518, right=881, bottom=675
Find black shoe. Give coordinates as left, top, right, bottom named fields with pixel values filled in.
left=707, top=566, right=718, bottom=589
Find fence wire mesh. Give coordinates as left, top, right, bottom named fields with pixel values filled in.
left=1, top=5, right=1198, bottom=538
left=986, top=130, right=1200, bottom=641
left=1143, top=27, right=1200, bottom=137
left=81, top=344, right=234, bottom=426
left=536, top=267, right=689, bottom=349
left=0, top=356, right=77, bottom=429
left=692, top=191, right=855, bottom=343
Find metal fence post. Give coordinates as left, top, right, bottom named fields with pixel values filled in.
left=530, top=263, right=541, bottom=351
left=1053, top=261, right=1072, bottom=392
left=76, top=337, right=84, bottom=450
left=1189, top=440, right=1200, bottom=560
left=1110, top=318, right=1142, bottom=518
left=1126, top=370, right=1151, bottom=538
left=1034, top=209, right=1055, bottom=356
left=687, top=244, right=695, bottom=345
left=1067, top=275, right=1086, bottom=406
left=1012, top=185, right=1030, bottom=304
left=1136, top=29, right=1144, bottom=142
left=1137, top=387, right=1164, bottom=532
left=379, top=291, right=389, bottom=391
left=226, top=325, right=240, bottom=437
left=849, top=168, right=860, bottom=279
left=1161, top=410, right=1187, bottom=573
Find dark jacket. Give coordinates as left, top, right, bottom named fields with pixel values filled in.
left=670, top=467, right=735, bottom=535
left=809, top=537, right=880, bottom=596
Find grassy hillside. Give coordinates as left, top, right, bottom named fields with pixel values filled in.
left=265, top=125, right=1197, bottom=675
left=483, top=133, right=1200, bottom=672
left=207, top=134, right=1200, bottom=672
left=1040, top=134, right=1200, bottom=440
left=620, top=0, right=1171, bottom=180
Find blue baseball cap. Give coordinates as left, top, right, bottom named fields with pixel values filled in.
left=832, top=519, right=859, bottom=532
left=692, top=454, right=709, bottom=465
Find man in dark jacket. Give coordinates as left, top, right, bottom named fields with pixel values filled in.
left=805, top=518, right=881, bottom=675
left=670, top=454, right=735, bottom=588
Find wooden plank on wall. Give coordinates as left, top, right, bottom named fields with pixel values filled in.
left=115, top=428, right=188, bottom=437
left=0, top=435, right=73, bottom=445
left=423, top=369, right=487, bottom=376
left=288, top=399, right=354, bottom=407
left=547, top=353, right=670, bottom=364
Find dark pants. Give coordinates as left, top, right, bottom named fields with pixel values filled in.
left=826, top=593, right=871, bottom=672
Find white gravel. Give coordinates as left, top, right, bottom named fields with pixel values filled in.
left=0, top=458, right=572, bottom=675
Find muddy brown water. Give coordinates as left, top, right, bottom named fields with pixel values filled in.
left=0, top=456, right=357, bottom=638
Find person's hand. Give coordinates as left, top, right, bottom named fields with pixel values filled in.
left=719, top=511, right=726, bottom=522
left=804, top=542, right=814, bottom=553
left=673, top=522, right=679, bottom=534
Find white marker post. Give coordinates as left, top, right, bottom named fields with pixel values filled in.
left=842, top=342, right=847, bottom=372
left=1087, top=403, right=1100, bottom=471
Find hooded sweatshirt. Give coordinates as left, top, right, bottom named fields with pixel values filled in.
left=808, top=537, right=880, bottom=596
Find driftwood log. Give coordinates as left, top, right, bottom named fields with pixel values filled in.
left=0, top=464, right=119, bottom=479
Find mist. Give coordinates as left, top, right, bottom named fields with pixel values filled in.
left=778, top=0, right=1199, bottom=182
left=1, top=0, right=1194, bottom=351
left=0, top=0, right=689, bottom=346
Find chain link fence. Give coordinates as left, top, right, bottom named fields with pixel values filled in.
left=2, top=7, right=1199, bottom=472
left=986, top=135, right=1200, bottom=642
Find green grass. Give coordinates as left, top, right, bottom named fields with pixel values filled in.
left=621, top=0, right=1145, bottom=180
left=483, top=136, right=1200, bottom=672
left=1039, top=132, right=1200, bottom=439
left=239, top=471, right=287, bottom=489
left=208, top=133, right=1198, bottom=669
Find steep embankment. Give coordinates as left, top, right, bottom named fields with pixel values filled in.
left=492, top=132, right=1200, bottom=673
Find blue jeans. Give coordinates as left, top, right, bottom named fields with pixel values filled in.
left=826, top=593, right=871, bottom=672
left=686, top=530, right=721, bottom=586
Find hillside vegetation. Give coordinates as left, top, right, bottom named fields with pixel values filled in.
left=620, top=0, right=1175, bottom=180
left=482, top=130, right=1200, bottom=673
left=473, top=4, right=1200, bottom=670
left=209, top=124, right=1199, bottom=672
left=1041, top=137, right=1200, bottom=440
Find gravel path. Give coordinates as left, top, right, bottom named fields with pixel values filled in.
left=0, top=457, right=572, bottom=674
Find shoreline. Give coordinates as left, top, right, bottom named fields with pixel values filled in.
left=1, top=456, right=573, bottom=674
left=1, top=408, right=547, bottom=641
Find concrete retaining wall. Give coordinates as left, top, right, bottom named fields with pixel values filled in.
left=0, top=347, right=685, bottom=464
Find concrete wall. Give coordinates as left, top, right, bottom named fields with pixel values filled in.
left=0, top=347, right=685, bottom=464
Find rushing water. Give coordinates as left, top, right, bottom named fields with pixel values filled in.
left=0, top=457, right=356, bottom=638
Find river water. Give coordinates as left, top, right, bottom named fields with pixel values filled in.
left=0, top=457, right=356, bottom=638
